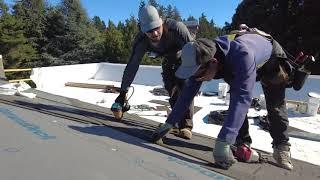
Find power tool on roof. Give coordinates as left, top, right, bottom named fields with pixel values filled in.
left=111, top=100, right=130, bottom=120
left=111, top=87, right=134, bottom=120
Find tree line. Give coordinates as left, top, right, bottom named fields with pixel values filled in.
left=0, top=0, right=319, bottom=73
left=226, top=0, right=320, bottom=74
left=0, top=0, right=223, bottom=69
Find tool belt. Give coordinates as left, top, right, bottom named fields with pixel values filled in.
left=263, top=40, right=312, bottom=91
left=229, top=28, right=313, bottom=91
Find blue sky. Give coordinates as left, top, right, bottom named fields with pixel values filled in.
left=4, top=0, right=242, bottom=27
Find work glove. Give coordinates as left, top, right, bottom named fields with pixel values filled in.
left=232, top=144, right=260, bottom=163
left=213, top=139, right=237, bottom=169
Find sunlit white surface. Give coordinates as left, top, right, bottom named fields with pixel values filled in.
left=31, top=63, right=320, bottom=166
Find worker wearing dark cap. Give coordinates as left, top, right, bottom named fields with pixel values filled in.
left=111, top=5, right=195, bottom=139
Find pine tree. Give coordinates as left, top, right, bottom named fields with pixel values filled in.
left=172, top=6, right=181, bottom=21
left=12, top=0, right=47, bottom=65
left=139, top=0, right=146, bottom=11
left=158, top=5, right=165, bottom=17
left=187, top=15, right=197, bottom=21
left=104, top=20, right=125, bottom=63
left=198, top=14, right=218, bottom=39
left=0, top=1, right=36, bottom=68
left=92, top=16, right=106, bottom=32
left=59, top=0, right=104, bottom=64
left=148, top=0, right=159, bottom=8
left=165, top=4, right=173, bottom=19
left=43, top=6, right=66, bottom=66
left=122, top=16, right=139, bottom=60
left=0, top=0, right=8, bottom=15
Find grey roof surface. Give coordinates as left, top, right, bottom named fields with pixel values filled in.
left=0, top=85, right=230, bottom=180
left=0, top=83, right=319, bottom=180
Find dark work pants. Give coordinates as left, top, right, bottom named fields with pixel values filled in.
left=235, top=115, right=252, bottom=146
left=236, top=83, right=290, bottom=147
left=161, top=58, right=194, bottom=130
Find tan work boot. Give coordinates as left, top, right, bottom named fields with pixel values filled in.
left=273, top=144, right=293, bottom=170
left=178, top=128, right=192, bottom=140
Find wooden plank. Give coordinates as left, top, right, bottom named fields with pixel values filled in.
left=65, top=82, right=120, bottom=92
left=8, top=78, right=32, bottom=83
left=4, top=68, right=32, bottom=72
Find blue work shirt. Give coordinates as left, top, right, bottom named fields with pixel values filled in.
left=167, top=34, right=273, bottom=144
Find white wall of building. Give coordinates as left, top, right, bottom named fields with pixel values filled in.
left=93, top=63, right=163, bottom=86
left=31, top=63, right=100, bottom=91
left=31, top=63, right=164, bottom=91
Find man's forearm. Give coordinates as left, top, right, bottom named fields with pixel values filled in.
left=121, top=63, right=140, bottom=91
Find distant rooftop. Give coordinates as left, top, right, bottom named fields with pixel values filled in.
left=183, top=20, right=199, bottom=28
